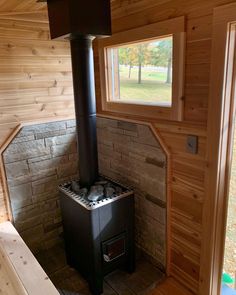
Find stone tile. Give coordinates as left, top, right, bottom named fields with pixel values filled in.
left=97, top=128, right=131, bottom=145
left=4, top=139, right=45, bottom=154
left=51, top=142, right=77, bottom=157
left=13, top=203, right=43, bottom=222
left=145, top=194, right=166, bottom=208
left=57, top=162, right=78, bottom=179
left=66, top=120, right=76, bottom=128
left=7, top=174, right=32, bottom=187
left=110, top=159, right=140, bottom=180
left=5, top=160, right=29, bottom=179
left=108, top=163, right=140, bottom=187
left=121, top=154, right=166, bottom=181
left=135, top=125, right=160, bottom=148
left=42, top=209, right=61, bottom=224
left=12, top=135, right=35, bottom=143
left=66, top=127, right=76, bottom=134
left=45, top=134, right=76, bottom=147
left=35, top=129, right=67, bottom=139
left=43, top=220, right=62, bottom=235
left=29, top=156, right=68, bottom=173
left=32, top=191, right=58, bottom=204
left=98, top=155, right=111, bottom=173
left=97, top=136, right=113, bottom=147
left=96, top=117, right=118, bottom=128
left=20, top=224, right=44, bottom=253
left=3, top=147, right=51, bottom=164
left=127, top=152, right=146, bottom=162
left=117, top=120, right=137, bottom=132
left=68, top=153, right=78, bottom=162
left=41, top=198, right=60, bottom=212
left=31, top=169, right=57, bottom=181
left=124, top=130, right=139, bottom=137
left=15, top=214, right=42, bottom=232
left=15, top=129, right=34, bottom=137
left=57, top=174, right=79, bottom=186
left=145, top=157, right=166, bottom=168
left=139, top=176, right=166, bottom=202
left=136, top=194, right=166, bottom=226
left=44, top=227, right=62, bottom=241
left=107, top=126, right=124, bottom=135
left=32, top=175, right=58, bottom=195
left=117, top=141, right=165, bottom=162
left=18, top=122, right=66, bottom=137
left=43, top=236, right=63, bottom=251
left=32, top=175, right=57, bottom=186
left=9, top=183, right=32, bottom=210
left=28, top=155, right=52, bottom=164
left=136, top=216, right=166, bottom=262
left=98, top=143, right=121, bottom=160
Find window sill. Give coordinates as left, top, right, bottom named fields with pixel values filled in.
left=102, top=101, right=174, bottom=120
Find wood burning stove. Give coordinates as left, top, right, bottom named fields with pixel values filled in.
left=59, top=178, right=135, bottom=295
left=45, top=1, right=135, bottom=294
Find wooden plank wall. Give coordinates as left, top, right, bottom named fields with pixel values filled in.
left=0, top=13, right=74, bottom=223
left=0, top=0, right=234, bottom=294
left=94, top=0, right=236, bottom=293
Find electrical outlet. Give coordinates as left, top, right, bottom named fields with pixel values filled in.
left=186, top=135, right=198, bottom=154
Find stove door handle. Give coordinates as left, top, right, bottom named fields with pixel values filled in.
left=103, top=254, right=111, bottom=262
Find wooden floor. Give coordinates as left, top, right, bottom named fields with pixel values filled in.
left=35, top=244, right=165, bottom=295
left=150, top=279, right=194, bottom=295
left=35, top=244, right=193, bottom=295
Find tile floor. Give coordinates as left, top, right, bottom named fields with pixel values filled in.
left=35, top=244, right=165, bottom=295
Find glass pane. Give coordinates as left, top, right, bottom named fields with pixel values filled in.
left=110, top=36, right=173, bottom=106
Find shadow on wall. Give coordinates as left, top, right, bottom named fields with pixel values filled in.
left=2, top=118, right=167, bottom=270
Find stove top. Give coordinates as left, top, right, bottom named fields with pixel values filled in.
left=59, top=176, right=133, bottom=210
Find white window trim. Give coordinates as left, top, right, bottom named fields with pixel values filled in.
left=98, top=16, right=186, bottom=121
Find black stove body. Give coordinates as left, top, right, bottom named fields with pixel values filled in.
left=59, top=179, right=135, bottom=295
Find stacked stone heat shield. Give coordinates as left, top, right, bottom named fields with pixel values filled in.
left=3, top=118, right=167, bottom=268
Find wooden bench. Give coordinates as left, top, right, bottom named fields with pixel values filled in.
left=0, top=221, right=59, bottom=295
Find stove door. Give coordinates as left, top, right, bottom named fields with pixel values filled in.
left=102, top=233, right=126, bottom=263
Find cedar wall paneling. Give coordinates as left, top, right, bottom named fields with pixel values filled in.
left=0, top=15, right=74, bottom=223
left=0, top=0, right=235, bottom=294
left=94, top=0, right=235, bottom=293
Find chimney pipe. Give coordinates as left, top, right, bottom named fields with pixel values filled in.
left=70, top=35, right=98, bottom=188
left=45, top=0, right=111, bottom=188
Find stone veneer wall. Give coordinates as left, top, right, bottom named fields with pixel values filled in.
left=3, top=118, right=167, bottom=269
left=97, top=118, right=167, bottom=269
left=3, top=120, right=78, bottom=252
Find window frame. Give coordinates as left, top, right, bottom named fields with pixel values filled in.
left=98, top=16, right=186, bottom=121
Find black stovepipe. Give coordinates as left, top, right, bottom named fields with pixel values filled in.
left=70, top=35, right=99, bottom=188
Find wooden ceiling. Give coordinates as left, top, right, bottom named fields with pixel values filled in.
left=0, top=0, right=120, bottom=14
left=0, top=0, right=46, bottom=13
left=0, top=0, right=170, bottom=22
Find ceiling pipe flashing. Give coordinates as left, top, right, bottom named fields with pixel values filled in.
left=45, top=0, right=112, bottom=40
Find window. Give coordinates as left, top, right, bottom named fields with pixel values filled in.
left=108, top=36, right=173, bottom=106
left=98, top=16, right=185, bottom=121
